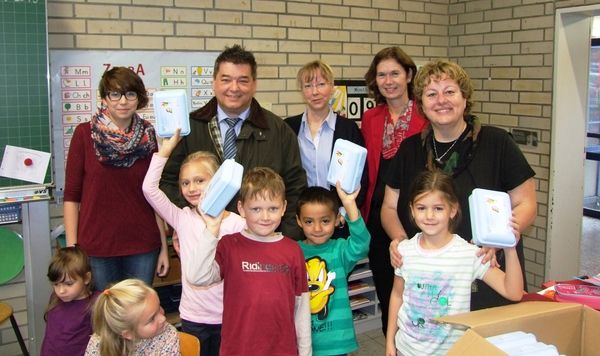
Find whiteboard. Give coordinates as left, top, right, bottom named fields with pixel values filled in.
left=49, top=50, right=219, bottom=193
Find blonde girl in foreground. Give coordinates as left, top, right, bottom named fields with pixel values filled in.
left=84, top=279, right=179, bottom=355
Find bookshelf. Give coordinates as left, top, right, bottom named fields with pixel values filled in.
left=152, top=239, right=182, bottom=327
left=348, top=258, right=382, bottom=333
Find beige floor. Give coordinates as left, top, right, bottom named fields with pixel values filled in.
left=354, top=328, right=386, bottom=355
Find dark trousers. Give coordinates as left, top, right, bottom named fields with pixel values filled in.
left=181, top=319, right=221, bottom=356
left=369, top=240, right=394, bottom=336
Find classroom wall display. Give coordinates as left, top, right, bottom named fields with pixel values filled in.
left=49, top=50, right=219, bottom=193
left=331, top=79, right=375, bottom=126
left=0, top=1, right=51, bottom=189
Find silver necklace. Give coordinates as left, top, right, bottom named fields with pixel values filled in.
left=432, top=134, right=459, bottom=164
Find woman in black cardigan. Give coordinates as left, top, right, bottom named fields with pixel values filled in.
left=286, top=60, right=368, bottom=236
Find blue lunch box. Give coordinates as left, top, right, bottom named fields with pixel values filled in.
left=200, top=159, right=243, bottom=217
left=326, top=139, right=367, bottom=194
left=152, top=89, right=191, bottom=137
left=468, top=188, right=516, bottom=248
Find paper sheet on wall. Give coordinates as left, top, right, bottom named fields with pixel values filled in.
left=0, top=145, right=51, bottom=184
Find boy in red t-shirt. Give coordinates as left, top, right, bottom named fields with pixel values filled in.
left=186, top=167, right=311, bottom=356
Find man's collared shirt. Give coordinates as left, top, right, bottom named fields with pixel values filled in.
left=217, top=105, right=250, bottom=142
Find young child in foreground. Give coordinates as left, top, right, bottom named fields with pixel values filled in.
left=142, top=128, right=245, bottom=356
left=84, top=279, right=179, bottom=355
left=386, top=170, right=524, bottom=356
left=42, top=246, right=99, bottom=356
left=296, top=185, right=371, bottom=355
left=187, top=167, right=311, bottom=356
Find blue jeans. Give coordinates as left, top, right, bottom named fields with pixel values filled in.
left=181, top=319, right=221, bottom=356
left=89, top=249, right=159, bottom=290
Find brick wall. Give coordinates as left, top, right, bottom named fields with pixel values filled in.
left=2, top=0, right=599, bottom=354
left=448, top=0, right=600, bottom=289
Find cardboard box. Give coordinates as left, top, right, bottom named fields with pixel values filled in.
left=437, top=301, right=600, bottom=355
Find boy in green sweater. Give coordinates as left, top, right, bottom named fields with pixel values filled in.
left=296, top=183, right=371, bottom=355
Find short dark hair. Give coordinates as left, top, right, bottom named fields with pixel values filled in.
left=296, top=186, right=340, bottom=217
left=214, top=44, right=257, bottom=80
left=364, top=47, right=417, bottom=104
left=98, top=67, right=148, bottom=109
left=408, top=170, right=462, bottom=232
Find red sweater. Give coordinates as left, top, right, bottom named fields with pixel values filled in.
left=360, top=102, right=428, bottom=221
left=64, top=123, right=160, bottom=257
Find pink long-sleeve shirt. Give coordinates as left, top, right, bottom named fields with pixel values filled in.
left=142, top=154, right=246, bottom=324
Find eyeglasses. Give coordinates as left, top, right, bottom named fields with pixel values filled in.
left=302, top=82, right=330, bottom=91
left=107, top=91, right=138, bottom=101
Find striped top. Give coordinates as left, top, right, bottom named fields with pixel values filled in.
left=394, top=233, right=490, bottom=356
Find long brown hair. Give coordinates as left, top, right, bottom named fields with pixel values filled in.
left=45, top=245, right=93, bottom=320
left=408, top=170, right=462, bottom=232
left=364, top=46, right=418, bottom=104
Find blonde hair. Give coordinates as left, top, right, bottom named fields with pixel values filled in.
left=413, top=60, right=474, bottom=117
left=239, top=167, right=285, bottom=203
left=296, top=60, right=334, bottom=89
left=180, top=151, right=219, bottom=177
left=45, top=246, right=93, bottom=320
left=91, top=279, right=156, bottom=356
left=178, top=151, right=220, bottom=206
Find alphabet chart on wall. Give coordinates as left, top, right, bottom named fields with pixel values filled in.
left=49, top=50, right=219, bottom=193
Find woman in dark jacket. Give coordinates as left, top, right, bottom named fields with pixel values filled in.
left=286, top=60, right=367, bottom=236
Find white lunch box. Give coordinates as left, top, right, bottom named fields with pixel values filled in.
left=200, top=159, right=243, bottom=217
left=468, top=188, right=516, bottom=248
left=152, top=89, right=190, bottom=137
left=326, top=139, right=367, bottom=194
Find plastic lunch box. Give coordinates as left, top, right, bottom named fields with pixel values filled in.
left=326, top=139, right=367, bottom=194
left=199, top=159, right=243, bottom=217
left=152, top=89, right=190, bottom=137
left=468, top=188, right=516, bottom=248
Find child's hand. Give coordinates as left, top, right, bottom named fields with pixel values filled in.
left=335, top=182, right=359, bottom=204
left=335, top=182, right=360, bottom=222
left=476, top=246, right=500, bottom=268
left=158, top=128, right=182, bottom=158
left=199, top=207, right=225, bottom=238
left=385, top=342, right=398, bottom=356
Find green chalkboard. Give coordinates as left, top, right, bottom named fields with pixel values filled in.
left=0, top=1, right=51, bottom=188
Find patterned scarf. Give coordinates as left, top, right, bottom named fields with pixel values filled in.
left=382, top=101, right=413, bottom=159
left=422, top=115, right=482, bottom=176
left=90, top=108, right=157, bottom=168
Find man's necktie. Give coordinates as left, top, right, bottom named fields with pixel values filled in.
left=223, top=117, right=240, bottom=160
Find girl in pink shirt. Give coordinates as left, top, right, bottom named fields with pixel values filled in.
left=142, top=129, right=245, bottom=356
